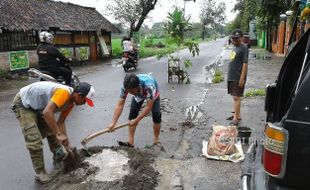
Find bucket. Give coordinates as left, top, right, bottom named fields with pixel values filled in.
left=238, top=127, right=252, bottom=144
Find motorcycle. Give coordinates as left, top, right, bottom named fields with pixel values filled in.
left=28, top=65, right=80, bottom=88
left=122, top=47, right=139, bottom=72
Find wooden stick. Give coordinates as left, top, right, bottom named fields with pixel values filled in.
left=81, top=123, right=129, bottom=145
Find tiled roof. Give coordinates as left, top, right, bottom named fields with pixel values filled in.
left=0, top=0, right=119, bottom=32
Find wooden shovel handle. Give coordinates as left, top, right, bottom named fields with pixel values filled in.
left=81, top=123, right=129, bottom=145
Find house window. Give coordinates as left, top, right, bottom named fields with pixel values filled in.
left=0, top=30, right=38, bottom=51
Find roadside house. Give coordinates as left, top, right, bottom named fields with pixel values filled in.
left=0, top=0, right=119, bottom=71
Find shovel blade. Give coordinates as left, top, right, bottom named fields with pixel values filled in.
left=63, top=146, right=80, bottom=173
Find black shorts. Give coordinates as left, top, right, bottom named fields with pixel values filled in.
left=227, top=81, right=245, bottom=97
left=128, top=97, right=161, bottom=124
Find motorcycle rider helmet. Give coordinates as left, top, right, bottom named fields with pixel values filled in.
left=39, top=31, right=54, bottom=44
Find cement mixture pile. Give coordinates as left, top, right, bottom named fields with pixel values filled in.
left=43, top=146, right=159, bottom=190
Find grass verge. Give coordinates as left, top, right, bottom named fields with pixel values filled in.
left=212, top=70, right=224, bottom=83
left=244, top=88, right=266, bottom=97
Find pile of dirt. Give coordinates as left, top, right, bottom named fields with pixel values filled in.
left=43, top=146, right=159, bottom=190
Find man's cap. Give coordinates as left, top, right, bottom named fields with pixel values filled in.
left=75, top=82, right=95, bottom=107
left=231, top=29, right=243, bottom=38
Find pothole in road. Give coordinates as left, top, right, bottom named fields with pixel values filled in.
left=185, top=105, right=204, bottom=123
left=111, top=59, right=123, bottom=67
left=205, top=66, right=215, bottom=83
left=161, top=97, right=173, bottom=114
left=84, top=149, right=129, bottom=182
left=45, top=147, right=159, bottom=190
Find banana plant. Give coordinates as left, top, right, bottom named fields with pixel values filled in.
left=160, top=7, right=199, bottom=83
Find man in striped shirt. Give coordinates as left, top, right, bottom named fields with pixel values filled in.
left=108, top=74, right=161, bottom=147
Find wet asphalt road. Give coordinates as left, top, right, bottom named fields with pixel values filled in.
left=0, top=38, right=227, bottom=190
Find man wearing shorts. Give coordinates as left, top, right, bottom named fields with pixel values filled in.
left=107, top=73, right=161, bottom=147
left=227, top=29, right=249, bottom=126
left=11, top=81, right=95, bottom=183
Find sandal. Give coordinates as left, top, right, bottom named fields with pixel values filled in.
left=117, top=141, right=134, bottom=148
left=150, top=142, right=165, bottom=151
left=226, top=115, right=242, bottom=121
left=229, top=120, right=239, bottom=126
left=153, top=141, right=162, bottom=146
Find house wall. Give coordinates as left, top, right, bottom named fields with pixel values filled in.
left=0, top=31, right=112, bottom=71
left=271, top=19, right=306, bottom=55
left=0, top=50, right=37, bottom=71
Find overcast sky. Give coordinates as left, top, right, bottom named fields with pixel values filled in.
left=55, top=0, right=237, bottom=27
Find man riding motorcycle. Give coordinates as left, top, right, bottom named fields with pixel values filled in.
left=122, top=36, right=138, bottom=62
left=37, top=31, right=72, bottom=86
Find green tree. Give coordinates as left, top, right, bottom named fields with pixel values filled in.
left=138, top=25, right=151, bottom=38
left=163, top=7, right=199, bottom=57
left=231, top=0, right=291, bottom=50
left=199, top=0, right=226, bottom=40
left=257, top=0, right=290, bottom=51
left=161, top=7, right=200, bottom=83
left=150, top=22, right=165, bottom=38
left=242, top=0, right=258, bottom=32
left=164, top=7, right=192, bottom=44
left=232, top=0, right=257, bottom=32
left=106, top=0, right=158, bottom=37
left=185, top=22, right=204, bottom=39
left=113, top=23, right=126, bottom=34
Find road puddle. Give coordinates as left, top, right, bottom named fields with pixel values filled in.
left=205, top=66, right=215, bottom=83
left=204, top=47, right=229, bottom=83
left=84, top=149, right=129, bottom=182
left=111, top=59, right=123, bottom=67
left=185, top=105, right=203, bottom=123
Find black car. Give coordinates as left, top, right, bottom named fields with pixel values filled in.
left=241, top=28, right=310, bottom=190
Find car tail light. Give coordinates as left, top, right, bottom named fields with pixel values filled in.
left=263, top=122, right=289, bottom=178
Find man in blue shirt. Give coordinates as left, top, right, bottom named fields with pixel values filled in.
left=107, top=74, right=161, bottom=147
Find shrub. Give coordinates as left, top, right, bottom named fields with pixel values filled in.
left=156, top=42, right=165, bottom=48
left=212, top=70, right=224, bottom=83
left=112, top=46, right=122, bottom=58
left=244, top=89, right=266, bottom=97
left=143, top=38, right=154, bottom=48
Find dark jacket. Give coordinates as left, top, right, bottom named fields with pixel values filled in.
left=37, top=43, right=71, bottom=67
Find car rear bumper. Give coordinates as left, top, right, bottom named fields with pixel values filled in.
left=242, top=140, right=301, bottom=190
left=241, top=142, right=257, bottom=190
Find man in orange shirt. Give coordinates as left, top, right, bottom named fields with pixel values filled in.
left=11, top=81, right=95, bottom=183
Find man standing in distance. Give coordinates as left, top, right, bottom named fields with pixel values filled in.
left=227, top=29, right=249, bottom=126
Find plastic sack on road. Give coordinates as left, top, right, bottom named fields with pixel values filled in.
left=202, top=125, right=245, bottom=163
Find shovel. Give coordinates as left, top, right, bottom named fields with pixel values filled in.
left=54, top=145, right=80, bottom=172
left=63, top=146, right=80, bottom=172
left=81, top=123, right=129, bottom=156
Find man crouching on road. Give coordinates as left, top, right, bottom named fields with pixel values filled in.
left=107, top=73, right=161, bottom=147
left=11, top=81, right=95, bottom=183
